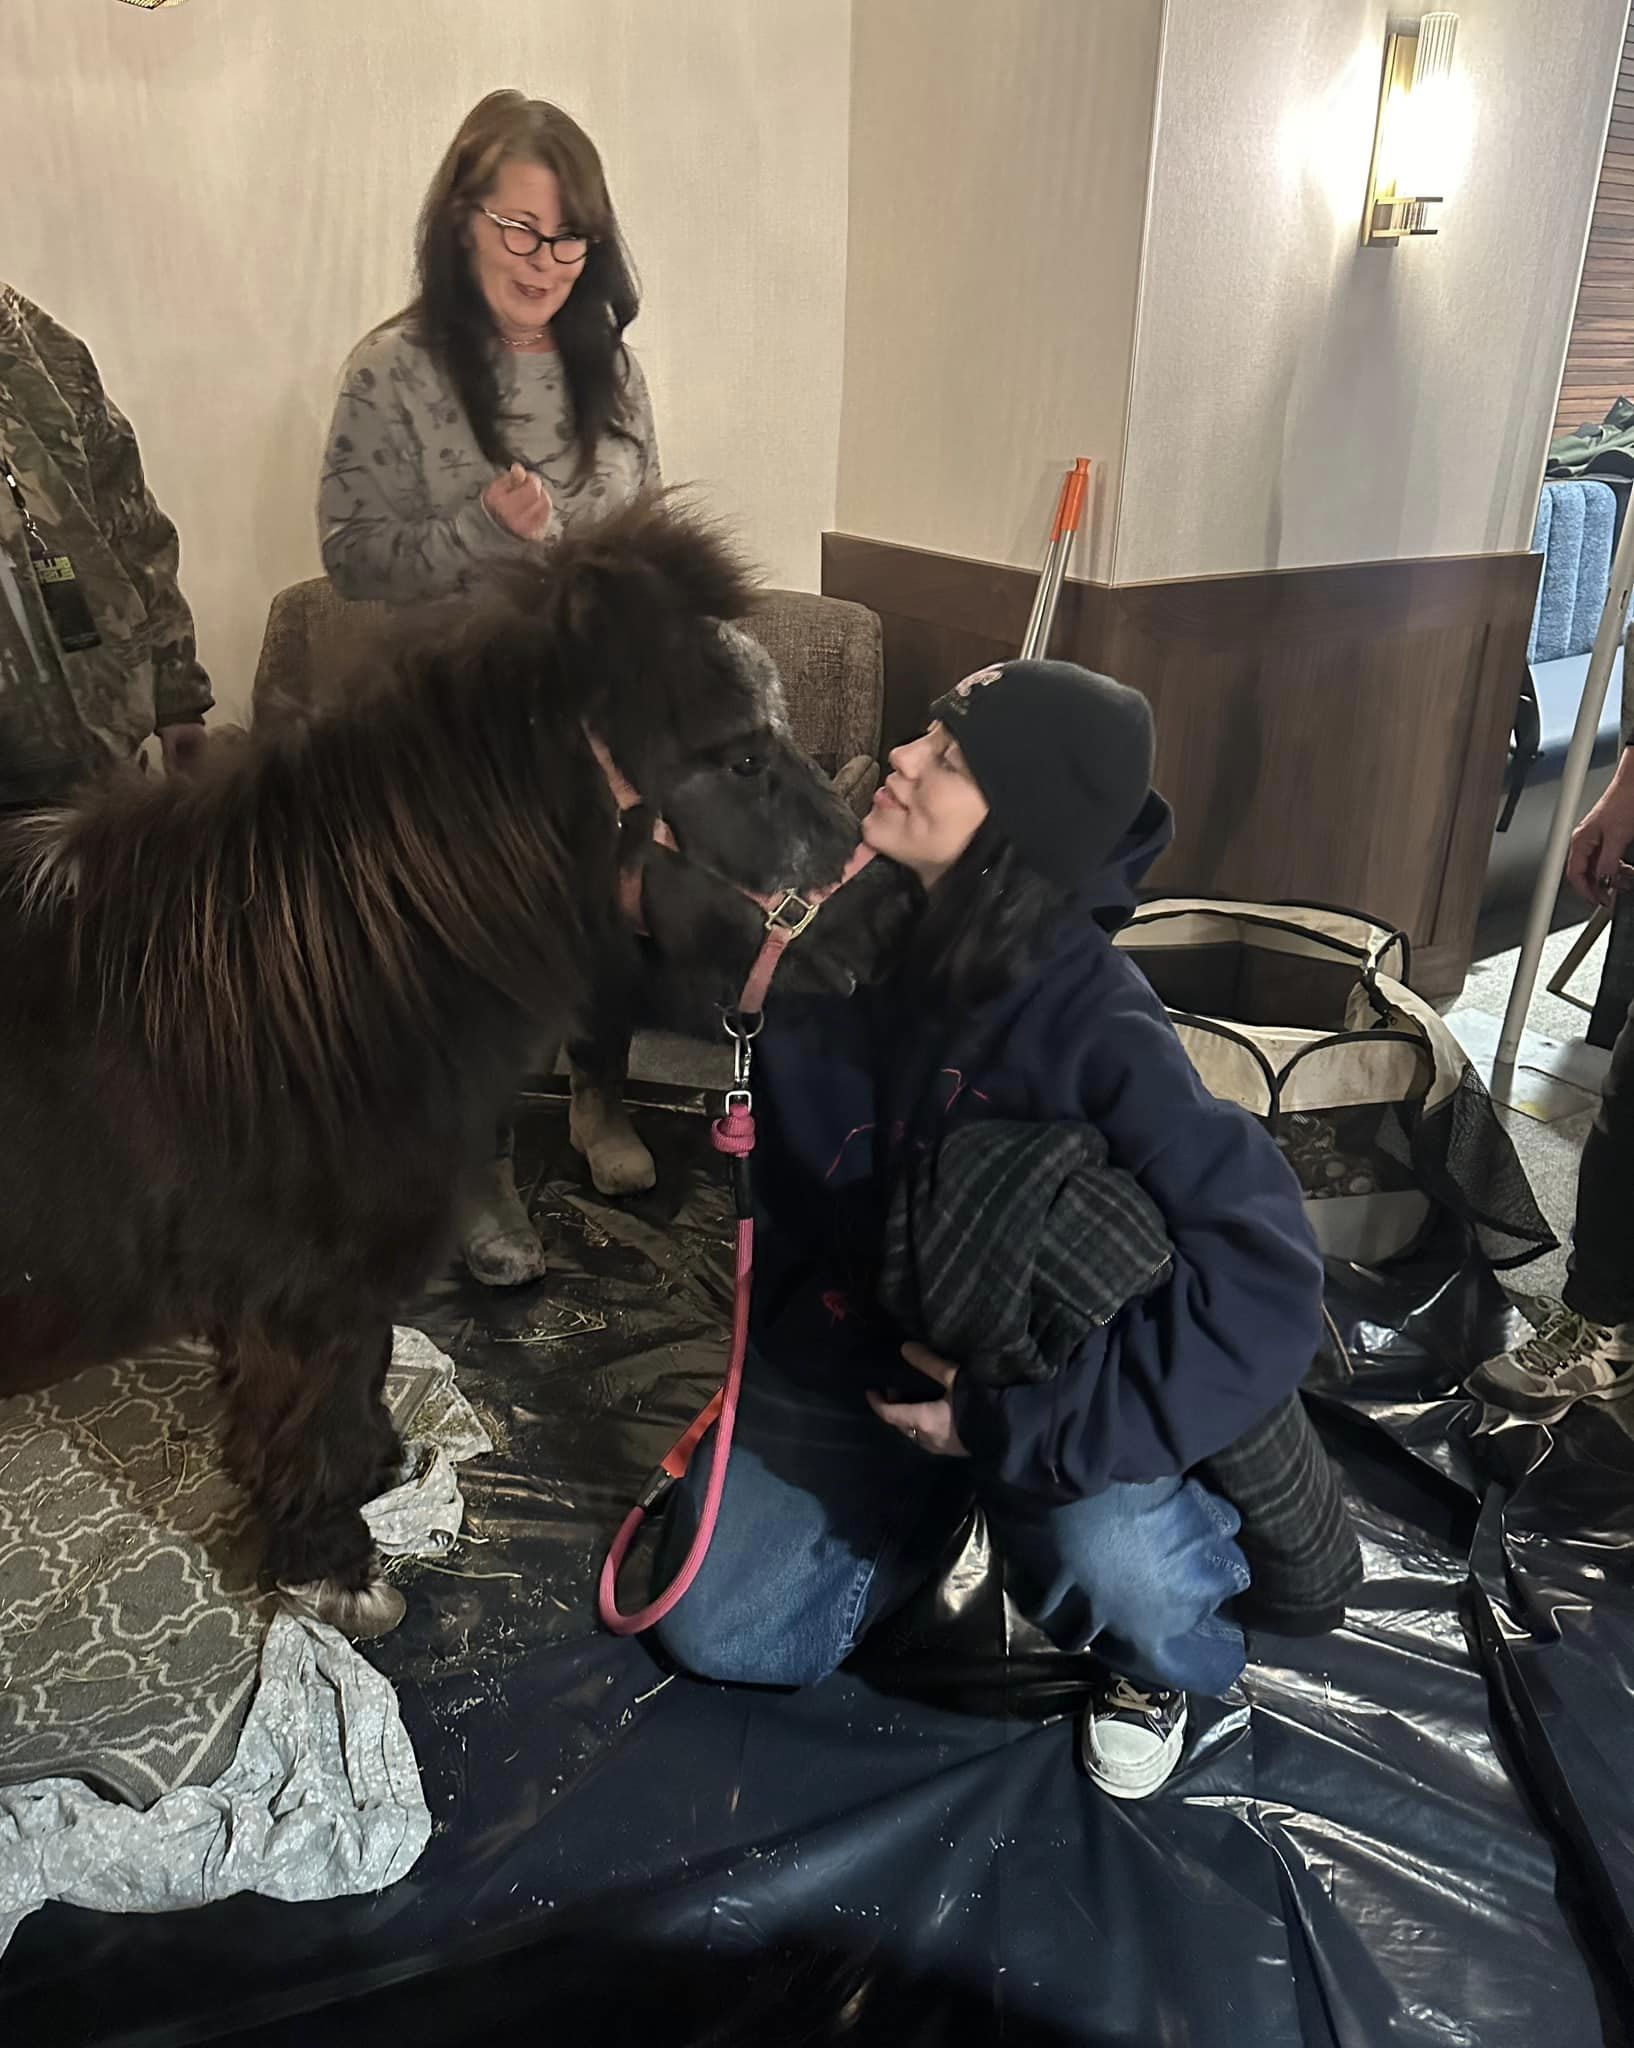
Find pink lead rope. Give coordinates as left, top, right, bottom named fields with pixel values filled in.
left=597, top=1084, right=757, bottom=1636
left=595, top=822, right=873, bottom=1636
left=600, top=461, right=1090, bottom=1635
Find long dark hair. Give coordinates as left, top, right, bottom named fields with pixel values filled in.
left=880, top=820, right=1080, bottom=1138
left=898, top=818, right=1079, bottom=1019
left=402, top=90, right=641, bottom=477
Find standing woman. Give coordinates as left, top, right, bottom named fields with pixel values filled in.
left=319, top=90, right=661, bottom=1286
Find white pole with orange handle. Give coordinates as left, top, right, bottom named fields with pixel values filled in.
left=1020, top=458, right=1092, bottom=661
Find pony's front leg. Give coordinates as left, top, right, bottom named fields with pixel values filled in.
left=567, top=952, right=654, bottom=1196
left=218, top=1315, right=405, bottom=1638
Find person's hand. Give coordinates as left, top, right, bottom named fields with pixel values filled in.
left=867, top=1343, right=970, bottom=1457
left=483, top=463, right=554, bottom=541
left=158, top=722, right=209, bottom=777
left=1566, top=757, right=1634, bottom=908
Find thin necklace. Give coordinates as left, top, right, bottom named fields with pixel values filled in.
left=499, top=326, right=554, bottom=352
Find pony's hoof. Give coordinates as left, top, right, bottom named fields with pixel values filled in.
left=458, top=1184, right=549, bottom=1286
left=457, top=1163, right=548, bottom=1288
left=461, top=1225, right=549, bottom=1288
left=587, top=1136, right=657, bottom=1197
left=281, top=1573, right=407, bottom=1640
left=572, top=1119, right=657, bottom=1196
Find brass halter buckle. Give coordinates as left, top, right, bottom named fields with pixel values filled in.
left=764, top=890, right=819, bottom=939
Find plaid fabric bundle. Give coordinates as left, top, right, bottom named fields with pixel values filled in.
left=1200, top=1396, right=1362, bottom=1636
left=880, top=1118, right=1361, bottom=1634
left=878, top=1120, right=1172, bottom=1388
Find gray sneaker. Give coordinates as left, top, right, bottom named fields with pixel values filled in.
left=1465, top=1301, right=1634, bottom=1418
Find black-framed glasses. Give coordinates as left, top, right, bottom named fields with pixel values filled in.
left=479, top=207, right=592, bottom=265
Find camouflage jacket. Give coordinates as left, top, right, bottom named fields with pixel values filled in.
left=0, top=284, right=212, bottom=806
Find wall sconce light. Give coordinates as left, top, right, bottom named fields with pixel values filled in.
left=1363, top=11, right=1459, bottom=246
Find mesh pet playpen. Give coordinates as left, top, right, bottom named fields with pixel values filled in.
left=1113, top=899, right=1555, bottom=1269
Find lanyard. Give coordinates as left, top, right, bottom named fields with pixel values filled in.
left=0, top=455, right=102, bottom=653
left=1, top=458, right=50, bottom=561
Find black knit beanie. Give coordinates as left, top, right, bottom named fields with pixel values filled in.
left=929, top=659, right=1155, bottom=890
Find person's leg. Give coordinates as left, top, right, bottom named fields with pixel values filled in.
left=1563, top=990, right=1634, bottom=1323
left=652, top=1361, right=971, bottom=1687
left=990, top=1473, right=1249, bottom=1800
left=991, top=1474, right=1250, bottom=1696
left=1467, top=995, right=1634, bottom=1415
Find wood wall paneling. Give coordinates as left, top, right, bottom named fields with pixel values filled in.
left=822, top=536, right=1540, bottom=998
left=1554, top=11, right=1634, bottom=438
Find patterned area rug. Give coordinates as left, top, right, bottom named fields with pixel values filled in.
left=0, top=1336, right=448, bottom=1806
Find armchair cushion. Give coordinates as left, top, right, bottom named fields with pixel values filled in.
left=251, top=579, right=884, bottom=774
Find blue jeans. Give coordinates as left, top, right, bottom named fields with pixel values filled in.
left=653, top=1357, right=1250, bottom=1696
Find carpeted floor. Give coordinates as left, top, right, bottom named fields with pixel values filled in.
left=0, top=1333, right=466, bottom=1806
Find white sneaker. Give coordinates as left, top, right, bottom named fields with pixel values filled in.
left=1464, top=1301, right=1634, bottom=1419
left=1080, top=1677, right=1188, bottom=1800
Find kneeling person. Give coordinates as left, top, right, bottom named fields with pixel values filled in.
left=655, top=660, right=1341, bottom=1799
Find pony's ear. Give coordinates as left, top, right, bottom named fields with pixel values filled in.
left=527, top=492, right=759, bottom=642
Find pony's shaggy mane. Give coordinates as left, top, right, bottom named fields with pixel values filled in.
left=2, top=496, right=758, bottom=1134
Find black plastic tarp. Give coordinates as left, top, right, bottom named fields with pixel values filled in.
left=2, top=1088, right=1631, bottom=2046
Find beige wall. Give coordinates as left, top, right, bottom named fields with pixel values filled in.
left=834, top=0, right=1624, bottom=589
left=2, top=0, right=851, bottom=719
left=1112, top=0, right=1629, bottom=584
left=835, top=0, right=1164, bottom=584
left=7, top=0, right=1622, bottom=725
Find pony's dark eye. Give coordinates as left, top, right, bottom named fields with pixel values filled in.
left=730, top=753, right=767, bottom=778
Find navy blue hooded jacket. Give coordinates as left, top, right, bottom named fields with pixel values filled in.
left=746, top=795, right=1327, bottom=1502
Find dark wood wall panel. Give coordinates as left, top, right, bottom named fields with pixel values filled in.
left=1554, top=10, right=1634, bottom=438
left=822, top=537, right=1540, bottom=998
